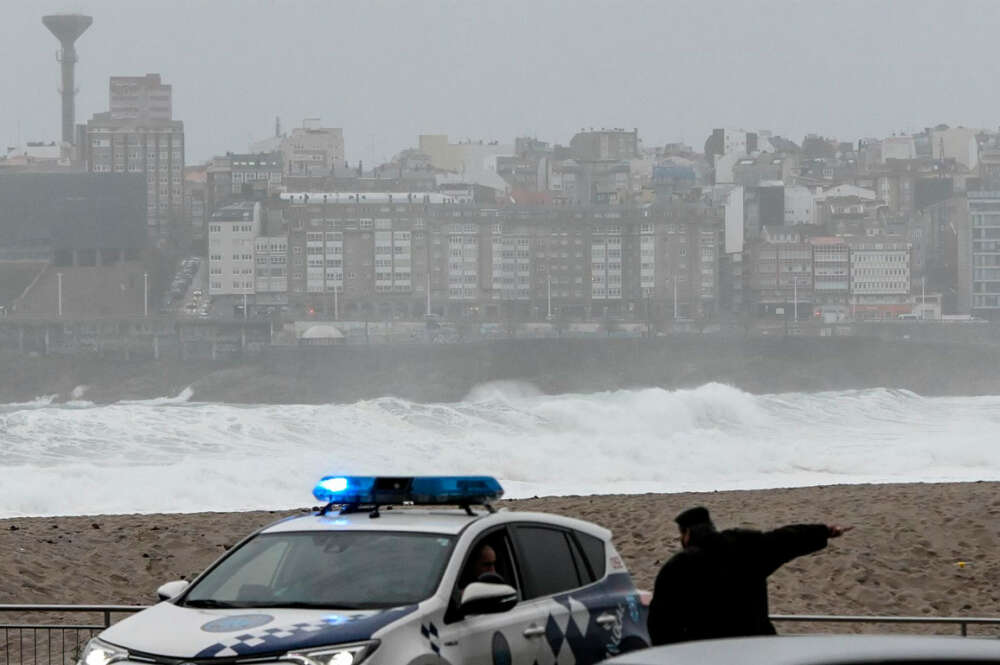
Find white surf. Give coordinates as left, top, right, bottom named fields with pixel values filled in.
left=1, top=382, right=999, bottom=517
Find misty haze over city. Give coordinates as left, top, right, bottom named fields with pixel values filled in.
left=5, top=3, right=1000, bottom=663
left=5, top=0, right=1000, bottom=165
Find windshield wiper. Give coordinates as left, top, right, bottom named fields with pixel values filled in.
left=182, top=599, right=245, bottom=609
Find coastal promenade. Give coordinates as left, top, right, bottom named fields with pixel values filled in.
left=3, top=315, right=1000, bottom=361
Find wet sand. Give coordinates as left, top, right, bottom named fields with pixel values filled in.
left=2, top=482, right=998, bottom=635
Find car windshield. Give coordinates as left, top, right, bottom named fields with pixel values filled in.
left=182, top=531, right=456, bottom=609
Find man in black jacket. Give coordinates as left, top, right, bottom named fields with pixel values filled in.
left=647, top=506, right=851, bottom=646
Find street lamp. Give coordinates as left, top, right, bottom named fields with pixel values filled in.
left=144, top=272, right=148, bottom=317
left=644, top=287, right=653, bottom=338
left=793, top=276, right=798, bottom=321
left=546, top=272, right=552, bottom=320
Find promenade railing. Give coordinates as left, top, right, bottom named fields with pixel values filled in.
left=771, top=614, right=1000, bottom=638
left=1, top=605, right=999, bottom=664
left=0, top=605, right=144, bottom=665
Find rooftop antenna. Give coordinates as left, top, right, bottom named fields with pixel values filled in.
left=42, top=13, right=93, bottom=145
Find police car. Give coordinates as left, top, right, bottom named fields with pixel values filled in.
left=79, top=475, right=649, bottom=665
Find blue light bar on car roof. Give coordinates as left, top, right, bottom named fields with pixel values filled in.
left=312, top=475, right=504, bottom=506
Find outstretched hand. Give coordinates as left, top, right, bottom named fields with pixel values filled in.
left=827, top=524, right=853, bottom=538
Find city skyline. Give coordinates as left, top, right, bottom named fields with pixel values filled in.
left=5, top=0, right=1000, bottom=165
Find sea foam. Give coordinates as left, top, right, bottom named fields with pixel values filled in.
left=1, top=382, right=999, bottom=517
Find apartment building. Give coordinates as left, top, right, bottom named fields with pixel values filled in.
left=747, top=229, right=814, bottom=318
left=230, top=152, right=282, bottom=196
left=282, top=122, right=345, bottom=176
left=208, top=201, right=260, bottom=296
left=84, top=121, right=183, bottom=239
left=810, top=237, right=850, bottom=306
left=275, top=194, right=721, bottom=321
left=109, top=74, right=171, bottom=123
left=283, top=193, right=451, bottom=318
left=489, top=226, right=532, bottom=303
left=254, top=235, right=288, bottom=296
left=968, top=191, right=1000, bottom=318
left=848, top=238, right=911, bottom=319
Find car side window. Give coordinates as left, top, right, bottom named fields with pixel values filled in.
left=574, top=531, right=606, bottom=580
left=446, top=528, right=519, bottom=624
left=456, top=528, right=519, bottom=593
left=512, top=525, right=583, bottom=600
left=568, top=533, right=592, bottom=585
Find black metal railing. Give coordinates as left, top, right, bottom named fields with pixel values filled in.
left=772, top=614, right=1000, bottom=638
left=0, top=605, right=999, bottom=664
left=0, top=605, right=145, bottom=665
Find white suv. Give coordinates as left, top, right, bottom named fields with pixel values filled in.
left=79, top=476, right=649, bottom=665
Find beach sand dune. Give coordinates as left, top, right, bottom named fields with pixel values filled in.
left=2, top=482, right=998, bottom=636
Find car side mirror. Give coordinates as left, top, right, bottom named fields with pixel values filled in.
left=460, top=582, right=518, bottom=616
left=157, top=580, right=190, bottom=601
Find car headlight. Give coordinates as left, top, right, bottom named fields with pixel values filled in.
left=76, top=638, right=129, bottom=665
left=284, top=640, right=378, bottom=665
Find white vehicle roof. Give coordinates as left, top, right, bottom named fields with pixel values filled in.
left=261, top=507, right=612, bottom=540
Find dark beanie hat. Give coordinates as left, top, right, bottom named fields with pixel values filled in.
left=675, top=506, right=711, bottom=529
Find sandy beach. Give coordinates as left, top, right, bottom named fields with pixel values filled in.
left=2, top=482, right=999, bottom=636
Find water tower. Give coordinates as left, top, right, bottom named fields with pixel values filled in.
left=42, top=13, right=93, bottom=145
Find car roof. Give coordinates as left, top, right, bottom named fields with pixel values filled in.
left=260, top=507, right=612, bottom=540
left=604, top=635, right=1000, bottom=665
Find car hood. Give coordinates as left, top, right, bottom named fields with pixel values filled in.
left=100, top=601, right=418, bottom=659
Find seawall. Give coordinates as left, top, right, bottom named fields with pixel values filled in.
left=3, top=335, right=999, bottom=404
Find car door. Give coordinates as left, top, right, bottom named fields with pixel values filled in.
left=509, top=525, right=643, bottom=665
left=510, top=524, right=597, bottom=665
left=436, top=527, right=540, bottom=665
left=565, top=529, right=647, bottom=660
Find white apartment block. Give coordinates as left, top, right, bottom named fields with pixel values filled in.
left=208, top=202, right=260, bottom=295
left=849, top=240, right=910, bottom=297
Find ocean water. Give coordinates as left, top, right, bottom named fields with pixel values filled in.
left=2, top=382, right=999, bottom=518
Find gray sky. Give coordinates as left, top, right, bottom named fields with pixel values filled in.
left=3, top=0, right=1000, bottom=165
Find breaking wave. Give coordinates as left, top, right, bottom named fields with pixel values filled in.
left=1, top=382, right=999, bottom=517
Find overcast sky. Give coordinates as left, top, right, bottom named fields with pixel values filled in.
left=3, top=0, right=1000, bottom=165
